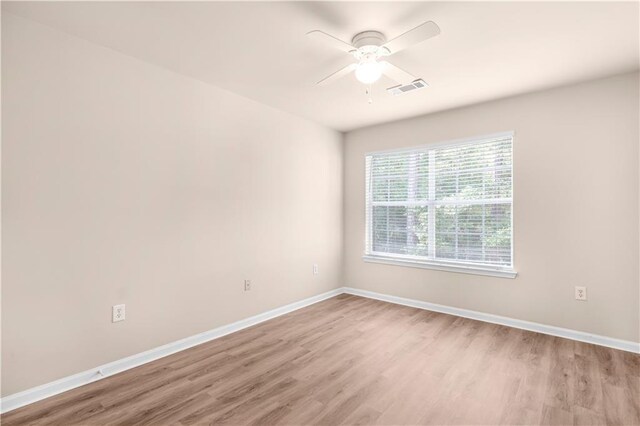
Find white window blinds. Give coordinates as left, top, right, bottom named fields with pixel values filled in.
left=365, top=133, right=513, bottom=273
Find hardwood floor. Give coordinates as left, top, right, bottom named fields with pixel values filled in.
left=2, top=294, right=639, bottom=425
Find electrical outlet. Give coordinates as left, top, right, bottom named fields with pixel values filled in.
left=575, top=286, right=587, bottom=301
left=112, top=304, right=125, bottom=322
left=313, top=264, right=319, bottom=275
left=244, top=280, right=251, bottom=291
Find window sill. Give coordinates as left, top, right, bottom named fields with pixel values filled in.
left=362, top=255, right=518, bottom=279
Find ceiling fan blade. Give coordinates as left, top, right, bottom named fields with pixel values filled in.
left=380, top=61, right=416, bottom=84
left=382, top=21, right=440, bottom=55
left=306, top=30, right=356, bottom=54
left=317, top=63, right=357, bottom=86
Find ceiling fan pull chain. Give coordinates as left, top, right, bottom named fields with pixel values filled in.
left=366, top=85, right=373, bottom=104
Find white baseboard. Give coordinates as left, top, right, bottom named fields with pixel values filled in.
left=343, top=287, right=640, bottom=354
left=3, top=285, right=638, bottom=414
left=0, top=288, right=343, bottom=414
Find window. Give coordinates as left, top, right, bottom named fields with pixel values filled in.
left=364, top=132, right=515, bottom=278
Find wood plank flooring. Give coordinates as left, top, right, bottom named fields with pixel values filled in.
left=2, top=294, right=639, bottom=425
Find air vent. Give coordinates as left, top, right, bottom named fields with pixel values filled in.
left=386, top=79, right=429, bottom=96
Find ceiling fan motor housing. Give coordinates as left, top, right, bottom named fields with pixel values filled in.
left=351, top=31, right=390, bottom=59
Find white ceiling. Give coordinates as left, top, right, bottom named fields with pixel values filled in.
left=4, top=1, right=639, bottom=131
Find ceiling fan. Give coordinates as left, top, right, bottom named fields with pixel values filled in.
left=307, top=21, right=440, bottom=89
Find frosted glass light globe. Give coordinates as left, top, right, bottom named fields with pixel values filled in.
left=355, top=60, right=382, bottom=84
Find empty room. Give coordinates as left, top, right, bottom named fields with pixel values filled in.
left=1, top=1, right=639, bottom=425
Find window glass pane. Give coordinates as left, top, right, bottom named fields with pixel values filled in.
left=435, top=139, right=512, bottom=201
left=435, top=203, right=511, bottom=266
left=370, top=152, right=429, bottom=202
left=372, top=205, right=428, bottom=256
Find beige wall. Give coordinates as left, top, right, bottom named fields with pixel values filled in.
left=1, top=13, right=343, bottom=396
left=344, top=72, right=640, bottom=343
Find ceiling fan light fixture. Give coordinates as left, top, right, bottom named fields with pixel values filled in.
left=307, top=21, right=440, bottom=88
left=355, top=59, right=382, bottom=84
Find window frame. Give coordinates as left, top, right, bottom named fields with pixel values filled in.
left=364, top=131, right=517, bottom=279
